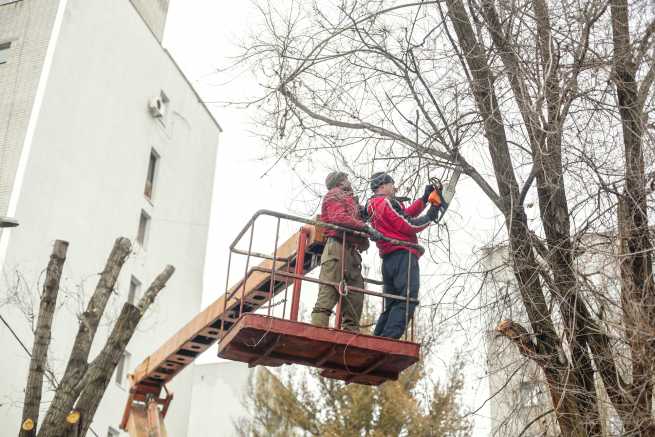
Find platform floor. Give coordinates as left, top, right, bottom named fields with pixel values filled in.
left=217, top=314, right=420, bottom=385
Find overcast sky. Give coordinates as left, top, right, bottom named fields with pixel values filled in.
left=163, top=2, right=493, bottom=433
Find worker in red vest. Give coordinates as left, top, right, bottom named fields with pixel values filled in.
left=311, top=171, right=382, bottom=332
left=366, top=172, right=440, bottom=339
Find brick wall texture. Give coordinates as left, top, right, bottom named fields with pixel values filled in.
left=0, top=0, right=59, bottom=217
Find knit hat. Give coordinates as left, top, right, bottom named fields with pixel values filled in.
left=325, top=171, right=348, bottom=190
left=370, top=172, right=394, bottom=191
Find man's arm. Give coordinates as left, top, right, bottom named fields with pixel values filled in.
left=404, top=198, right=426, bottom=217
left=382, top=199, right=438, bottom=236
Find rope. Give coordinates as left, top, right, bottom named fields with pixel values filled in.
left=258, top=298, right=287, bottom=311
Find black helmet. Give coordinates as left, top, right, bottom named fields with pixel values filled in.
left=370, top=172, right=394, bottom=191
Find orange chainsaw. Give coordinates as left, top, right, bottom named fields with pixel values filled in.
left=427, top=177, right=445, bottom=208
left=426, top=170, right=460, bottom=223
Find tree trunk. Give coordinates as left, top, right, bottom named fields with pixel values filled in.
left=19, top=241, right=68, bottom=437
left=75, top=266, right=174, bottom=437
left=610, top=0, right=655, bottom=434
left=37, top=238, right=132, bottom=437
left=443, top=1, right=589, bottom=434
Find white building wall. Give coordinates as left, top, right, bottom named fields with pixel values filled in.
left=0, top=0, right=59, bottom=217
left=0, top=0, right=220, bottom=435
left=187, top=362, right=252, bottom=437
left=482, top=239, right=625, bottom=437
left=481, top=246, right=558, bottom=437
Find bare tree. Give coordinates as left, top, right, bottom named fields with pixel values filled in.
left=15, top=238, right=174, bottom=437
left=237, top=0, right=655, bottom=435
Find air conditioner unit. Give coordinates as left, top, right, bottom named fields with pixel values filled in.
left=148, top=97, right=164, bottom=118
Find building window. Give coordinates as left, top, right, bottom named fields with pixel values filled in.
left=0, top=42, right=11, bottom=65
left=519, top=381, right=542, bottom=408
left=127, top=276, right=141, bottom=305
left=115, top=351, right=131, bottom=387
left=144, top=149, right=159, bottom=200
left=607, top=414, right=623, bottom=435
left=136, top=210, right=151, bottom=248
left=107, top=426, right=120, bottom=437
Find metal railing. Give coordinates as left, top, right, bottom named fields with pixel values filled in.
left=219, top=209, right=423, bottom=342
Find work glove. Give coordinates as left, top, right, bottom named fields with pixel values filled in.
left=426, top=205, right=440, bottom=221
left=421, top=184, right=434, bottom=203
left=365, top=225, right=384, bottom=242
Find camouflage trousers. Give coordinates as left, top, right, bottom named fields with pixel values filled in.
left=311, top=238, right=365, bottom=332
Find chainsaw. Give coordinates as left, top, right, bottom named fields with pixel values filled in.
left=427, top=170, right=460, bottom=223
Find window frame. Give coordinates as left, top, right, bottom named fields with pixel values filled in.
left=114, top=350, right=131, bottom=388
left=519, top=381, right=542, bottom=409
left=136, top=210, right=151, bottom=248
left=127, top=276, right=141, bottom=305
left=144, top=148, right=160, bottom=201
left=0, top=41, right=11, bottom=65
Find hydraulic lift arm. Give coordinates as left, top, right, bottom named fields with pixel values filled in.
left=120, top=226, right=324, bottom=436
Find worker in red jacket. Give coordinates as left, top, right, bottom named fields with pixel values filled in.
left=311, top=171, right=382, bottom=332
left=366, top=172, right=439, bottom=339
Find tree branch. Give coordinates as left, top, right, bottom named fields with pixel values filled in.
left=75, top=265, right=175, bottom=437
left=518, top=166, right=536, bottom=206
left=19, top=241, right=68, bottom=437
left=278, top=86, right=503, bottom=209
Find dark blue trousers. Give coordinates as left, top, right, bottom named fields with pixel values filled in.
left=373, top=250, right=420, bottom=339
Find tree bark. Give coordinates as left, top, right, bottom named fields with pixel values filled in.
left=37, top=238, right=132, bottom=437
left=19, top=240, right=68, bottom=437
left=531, top=1, right=602, bottom=433
left=75, top=265, right=174, bottom=437
left=610, top=0, right=655, bottom=434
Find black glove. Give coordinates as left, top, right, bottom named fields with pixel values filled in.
left=426, top=205, right=440, bottom=221
left=421, top=184, right=434, bottom=203
left=359, top=204, right=369, bottom=222
left=365, top=225, right=384, bottom=242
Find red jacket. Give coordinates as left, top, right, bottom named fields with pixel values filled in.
left=320, top=187, right=367, bottom=245
left=366, top=195, right=428, bottom=257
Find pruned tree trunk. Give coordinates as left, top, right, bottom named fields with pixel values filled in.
left=14, top=237, right=175, bottom=437
left=19, top=240, right=68, bottom=437
left=74, top=266, right=174, bottom=437
left=37, top=237, right=131, bottom=437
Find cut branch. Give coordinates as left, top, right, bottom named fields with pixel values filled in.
left=495, top=319, right=548, bottom=368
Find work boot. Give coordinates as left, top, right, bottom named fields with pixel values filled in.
left=311, top=310, right=330, bottom=327
left=341, top=323, right=360, bottom=333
